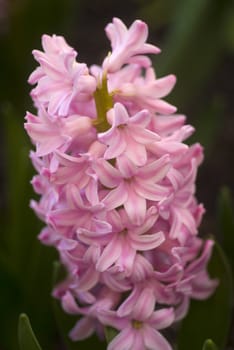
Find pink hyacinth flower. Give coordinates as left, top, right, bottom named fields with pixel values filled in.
left=103, top=18, right=160, bottom=73
left=99, top=287, right=174, bottom=350
left=95, top=154, right=171, bottom=225
left=29, top=34, right=96, bottom=116
left=25, top=16, right=218, bottom=350
left=98, top=102, right=160, bottom=166
left=25, top=108, right=93, bottom=156
left=109, top=66, right=177, bottom=115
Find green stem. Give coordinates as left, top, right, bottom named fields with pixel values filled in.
left=93, top=75, right=113, bottom=132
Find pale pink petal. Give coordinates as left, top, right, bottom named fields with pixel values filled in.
left=131, top=254, right=153, bottom=282
left=143, top=326, right=172, bottom=350
left=186, top=240, right=214, bottom=275
left=96, top=236, right=122, bottom=272
left=174, top=296, right=190, bottom=321
left=130, top=125, right=160, bottom=144
left=117, top=287, right=140, bottom=317
left=102, top=271, right=131, bottom=292
left=69, top=317, right=95, bottom=341
left=191, top=272, right=219, bottom=299
left=132, top=287, right=155, bottom=320
left=103, top=18, right=160, bottom=72
left=151, top=74, right=176, bottom=98
left=118, top=238, right=136, bottom=273
left=139, top=155, right=171, bottom=182
left=133, top=206, right=158, bottom=235
left=61, top=291, right=81, bottom=314
left=149, top=307, right=174, bottom=329
left=103, top=182, right=128, bottom=210
left=107, top=327, right=134, bottom=350
left=98, top=310, right=128, bottom=330
left=94, top=159, right=121, bottom=188
left=134, top=181, right=169, bottom=201
left=116, top=156, right=137, bottom=178
left=154, top=264, right=183, bottom=283
left=112, top=102, right=129, bottom=126
left=149, top=141, right=188, bottom=157
left=131, top=331, right=144, bottom=350
left=124, top=185, right=146, bottom=225
left=131, top=231, right=165, bottom=251
left=129, top=109, right=150, bottom=126
left=78, top=267, right=100, bottom=291
left=148, top=99, right=177, bottom=115
left=103, top=130, right=127, bottom=159
left=124, top=137, right=147, bottom=166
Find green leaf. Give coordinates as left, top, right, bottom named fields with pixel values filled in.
left=18, top=314, right=42, bottom=350
left=217, top=186, right=234, bottom=275
left=0, top=104, right=58, bottom=349
left=156, top=0, right=233, bottom=108
left=202, top=339, right=218, bottom=350
left=178, top=241, right=233, bottom=350
left=105, top=326, right=118, bottom=344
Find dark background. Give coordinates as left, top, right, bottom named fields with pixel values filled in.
left=0, top=0, right=233, bottom=349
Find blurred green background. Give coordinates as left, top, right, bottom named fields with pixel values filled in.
left=0, top=0, right=234, bottom=349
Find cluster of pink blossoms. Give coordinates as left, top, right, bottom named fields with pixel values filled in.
left=25, top=18, right=218, bottom=350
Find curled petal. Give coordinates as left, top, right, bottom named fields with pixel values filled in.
left=149, top=307, right=174, bottom=329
